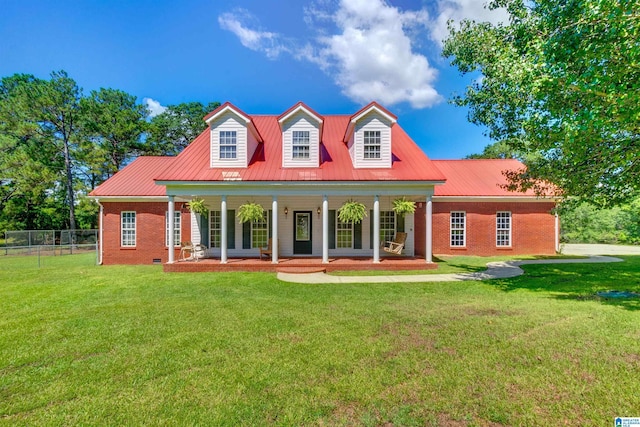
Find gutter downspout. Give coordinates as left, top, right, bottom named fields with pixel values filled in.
left=97, top=200, right=104, bottom=265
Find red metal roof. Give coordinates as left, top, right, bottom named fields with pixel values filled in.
left=432, top=159, right=536, bottom=197
left=154, top=113, right=447, bottom=182
left=89, top=157, right=173, bottom=197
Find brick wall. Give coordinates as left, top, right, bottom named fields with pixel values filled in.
left=101, top=202, right=191, bottom=265
left=415, top=201, right=557, bottom=257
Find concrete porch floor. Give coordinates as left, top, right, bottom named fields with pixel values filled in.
left=163, top=256, right=437, bottom=273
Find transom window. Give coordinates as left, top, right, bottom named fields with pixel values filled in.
left=219, top=131, right=237, bottom=159
left=336, top=218, right=353, bottom=249
left=450, top=211, right=466, bottom=247
left=380, top=211, right=395, bottom=243
left=292, top=130, right=310, bottom=159
left=210, top=211, right=221, bottom=248
left=121, top=211, right=136, bottom=247
left=496, top=212, right=512, bottom=247
left=165, top=211, right=181, bottom=247
left=252, top=212, right=268, bottom=248
left=363, top=130, right=381, bottom=159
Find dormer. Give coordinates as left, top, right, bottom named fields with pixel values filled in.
left=278, top=102, right=323, bottom=168
left=343, top=102, right=397, bottom=169
left=204, top=102, right=263, bottom=169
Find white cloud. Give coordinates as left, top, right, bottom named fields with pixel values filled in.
left=143, top=98, right=167, bottom=118
left=430, top=0, right=510, bottom=46
left=218, top=9, right=290, bottom=59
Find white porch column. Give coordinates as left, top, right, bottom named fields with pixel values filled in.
left=373, top=195, right=380, bottom=263
left=272, top=196, right=278, bottom=264
left=426, top=193, right=433, bottom=263
left=322, top=195, right=329, bottom=264
left=168, top=195, right=175, bottom=263
left=221, top=196, right=228, bottom=263
left=555, top=212, right=560, bottom=253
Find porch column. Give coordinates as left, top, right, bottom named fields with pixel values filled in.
left=373, top=195, right=380, bottom=263
left=221, top=196, right=228, bottom=263
left=322, top=195, right=329, bottom=264
left=426, top=193, right=433, bottom=263
left=272, top=196, right=278, bottom=264
left=168, top=195, right=175, bottom=263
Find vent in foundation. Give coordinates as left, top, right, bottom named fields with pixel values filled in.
left=152, top=259, right=162, bottom=264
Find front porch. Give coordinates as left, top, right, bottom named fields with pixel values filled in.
left=163, top=256, right=438, bottom=273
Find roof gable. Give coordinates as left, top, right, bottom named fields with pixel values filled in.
left=204, top=102, right=263, bottom=143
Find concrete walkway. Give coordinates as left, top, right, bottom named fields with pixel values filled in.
left=561, top=243, right=640, bottom=256
left=277, top=255, right=623, bottom=284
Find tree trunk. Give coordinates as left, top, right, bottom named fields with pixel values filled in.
left=63, top=137, right=76, bottom=231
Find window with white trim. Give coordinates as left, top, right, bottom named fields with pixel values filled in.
left=209, top=211, right=221, bottom=248
left=219, top=131, right=237, bottom=159
left=363, top=130, right=381, bottom=159
left=496, top=211, right=512, bottom=247
left=121, top=211, right=136, bottom=247
left=165, top=211, right=181, bottom=247
left=292, top=130, right=310, bottom=159
left=380, top=211, right=395, bottom=243
left=336, top=218, right=353, bottom=248
left=450, top=211, right=466, bottom=247
left=252, top=212, right=268, bottom=248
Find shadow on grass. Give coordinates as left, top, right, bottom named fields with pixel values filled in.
left=489, top=256, right=640, bottom=311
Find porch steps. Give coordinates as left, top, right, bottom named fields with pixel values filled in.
left=275, top=266, right=327, bottom=274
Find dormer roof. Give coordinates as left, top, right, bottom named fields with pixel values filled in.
left=278, top=102, right=324, bottom=142
left=343, top=102, right=398, bottom=143
left=203, top=102, right=264, bottom=143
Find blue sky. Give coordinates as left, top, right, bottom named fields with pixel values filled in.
left=0, top=0, right=508, bottom=159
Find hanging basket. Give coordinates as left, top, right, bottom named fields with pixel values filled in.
left=392, top=197, right=416, bottom=217
left=237, top=202, right=265, bottom=223
left=338, top=200, right=367, bottom=224
left=186, top=197, right=209, bottom=216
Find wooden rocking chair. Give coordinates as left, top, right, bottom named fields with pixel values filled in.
left=382, top=232, right=407, bottom=255
left=259, top=238, right=273, bottom=260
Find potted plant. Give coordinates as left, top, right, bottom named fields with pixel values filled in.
left=186, top=197, right=209, bottom=216
left=392, top=197, right=416, bottom=217
left=237, top=202, right=265, bottom=223
left=338, top=200, right=367, bottom=224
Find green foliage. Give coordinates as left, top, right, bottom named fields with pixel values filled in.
left=146, top=101, right=220, bottom=156
left=186, top=197, right=209, bottom=216
left=443, top=0, right=640, bottom=206
left=392, top=197, right=416, bottom=217
left=338, top=199, right=367, bottom=224
left=561, top=198, right=640, bottom=244
left=237, top=202, right=264, bottom=223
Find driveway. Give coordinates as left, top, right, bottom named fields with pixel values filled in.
left=561, top=243, right=640, bottom=256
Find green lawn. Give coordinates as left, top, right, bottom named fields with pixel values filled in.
left=1, top=254, right=639, bottom=426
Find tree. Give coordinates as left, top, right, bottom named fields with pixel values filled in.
left=146, top=101, right=220, bottom=155
left=443, top=0, right=640, bottom=207
left=79, top=88, right=148, bottom=187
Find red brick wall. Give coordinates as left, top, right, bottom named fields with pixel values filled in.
left=100, top=202, right=191, bottom=265
left=415, top=201, right=556, bottom=257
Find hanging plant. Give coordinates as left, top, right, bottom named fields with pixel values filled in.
left=186, top=197, right=209, bottom=216
left=237, top=202, right=265, bottom=223
left=338, top=200, right=367, bottom=224
left=392, top=197, right=416, bottom=217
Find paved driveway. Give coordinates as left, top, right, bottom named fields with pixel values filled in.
left=561, top=243, right=640, bottom=256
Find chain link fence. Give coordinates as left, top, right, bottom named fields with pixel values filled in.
left=3, top=230, right=98, bottom=265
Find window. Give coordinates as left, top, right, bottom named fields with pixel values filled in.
left=450, top=211, right=466, bottom=247
left=252, top=212, right=268, bottom=248
left=292, top=130, right=310, bottom=159
left=380, top=211, right=395, bottom=243
left=363, top=130, right=381, bottom=159
left=496, top=212, right=512, bottom=247
left=219, top=131, right=237, bottom=159
left=121, top=211, right=136, bottom=247
left=165, top=211, right=181, bottom=247
left=336, top=218, right=353, bottom=248
left=209, top=211, right=221, bottom=248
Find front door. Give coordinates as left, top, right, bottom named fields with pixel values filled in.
left=293, top=211, right=312, bottom=254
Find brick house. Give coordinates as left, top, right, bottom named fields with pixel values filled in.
left=90, top=102, right=558, bottom=266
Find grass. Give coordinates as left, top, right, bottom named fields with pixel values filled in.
left=1, top=254, right=640, bottom=426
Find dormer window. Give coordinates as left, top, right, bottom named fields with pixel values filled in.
left=363, top=131, right=381, bottom=159
left=292, top=131, right=310, bottom=159
left=219, top=131, right=237, bottom=159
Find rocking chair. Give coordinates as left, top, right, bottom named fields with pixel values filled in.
left=259, top=238, right=273, bottom=260
left=382, top=232, right=407, bottom=255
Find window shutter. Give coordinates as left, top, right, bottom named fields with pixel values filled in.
left=354, top=221, right=362, bottom=249
left=200, top=213, right=209, bottom=247
left=329, top=210, right=336, bottom=249
left=268, top=210, right=272, bottom=238
left=227, top=210, right=235, bottom=249
left=396, top=214, right=405, bottom=232
left=369, top=210, right=374, bottom=249
left=242, top=221, right=251, bottom=249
